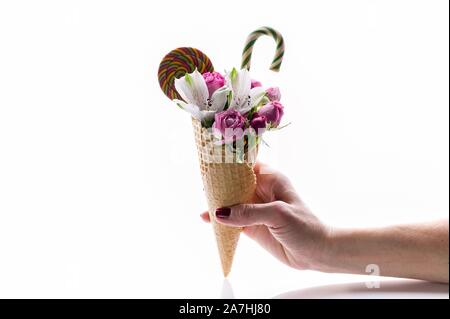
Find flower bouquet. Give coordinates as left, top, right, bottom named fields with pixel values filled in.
left=157, top=27, right=286, bottom=276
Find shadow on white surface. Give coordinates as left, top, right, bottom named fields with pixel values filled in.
left=274, top=280, right=449, bottom=299
left=220, top=279, right=235, bottom=299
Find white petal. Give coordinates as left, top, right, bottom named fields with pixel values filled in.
left=180, top=104, right=216, bottom=122
left=178, top=102, right=202, bottom=120
left=249, top=87, right=266, bottom=107
left=226, top=68, right=252, bottom=111
left=236, top=69, right=251, bottom=98
left=209, top=87, right=229, bottom=112
left=239, top=102, right=253, bottom=114
left=174, top=70, right=209, bottom=108
left=190, top=69, right=209, bottom=109
left=199, top=110, right=216, bottom=122
left=230, top=95, right=248, bottom=111
left=236, top=87, right=265, bottom=114
left=174, top=77, right=195, bottom=104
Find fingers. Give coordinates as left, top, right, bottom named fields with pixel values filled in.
left=200, top=208, right=289, bottom=265
left=215, top=201, right=289, bottom=228
left=253, top=162, right=302, bottom=205
left=200, top=211, right=210, bottom=223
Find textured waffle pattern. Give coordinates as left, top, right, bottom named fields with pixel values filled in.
left=192, top=119, right=257, bottom=276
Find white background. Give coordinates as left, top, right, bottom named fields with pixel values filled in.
left=0, top=0, right=448, bottom=298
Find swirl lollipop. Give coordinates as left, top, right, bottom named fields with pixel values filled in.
left=158, top=47, right=215, bottom=100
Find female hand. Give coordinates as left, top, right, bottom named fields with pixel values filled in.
left=201, top=162, right=449, bottom=283
left=201, top=162, right=331, bottom=271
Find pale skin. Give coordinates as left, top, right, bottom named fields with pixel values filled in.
left=201, top=163, right=449, bottom=283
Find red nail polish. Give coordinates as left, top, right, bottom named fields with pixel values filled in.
left=215, top=207, right=231, bottom=218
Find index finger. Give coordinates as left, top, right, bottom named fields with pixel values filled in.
left=253, top=161, right=302, bottom=204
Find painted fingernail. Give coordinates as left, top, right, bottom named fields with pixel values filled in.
left=215, top=207, right=231, bottom=218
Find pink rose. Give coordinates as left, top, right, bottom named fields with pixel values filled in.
left=251, top=79, right=262, bottom=89
left=256, top=101, right=284, bottom=127
left=266, top=87, right=281, bottom=101
left=202, top=72, right=225, bottom=96
left=250, top=115, right=267, bottom=134
left=212, top=109, right=246, bottom=142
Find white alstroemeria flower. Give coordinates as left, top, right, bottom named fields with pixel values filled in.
left=226, top=68, right=266, bottom=114
left=173, top=69, right=228, bottom=122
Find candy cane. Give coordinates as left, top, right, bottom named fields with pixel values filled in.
left=241, top=26, right=285, bottom=72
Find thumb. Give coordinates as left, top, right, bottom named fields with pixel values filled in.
left=215, top=201, right=288, bottom=228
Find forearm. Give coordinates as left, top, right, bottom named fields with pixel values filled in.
left=317, top=220, right=449, bottom=283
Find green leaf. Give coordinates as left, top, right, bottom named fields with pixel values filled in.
left=259, top=96, right=270, bottom=107
left=270, top=122, right=292, bottom=131
left=230, top=67, right=238, bottom=82
left=246, top=105, right=258, bottom=120
left=202, top=117, right=214, bottom=128
left=261, top=138, right=270, bottom=147
left=185, top=73, right=193, bottom=87
left=226, top=91, right=232, bottom=109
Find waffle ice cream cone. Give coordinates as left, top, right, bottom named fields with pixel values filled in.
left=192, top=119, right=257, bottom=276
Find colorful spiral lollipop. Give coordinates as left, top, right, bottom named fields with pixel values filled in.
left=241, top=26, right=285, bottom=72
left=158, top=47, right=215, bottom=100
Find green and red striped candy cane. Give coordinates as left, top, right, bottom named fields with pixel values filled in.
left=241, top=26, right=285, bottom=72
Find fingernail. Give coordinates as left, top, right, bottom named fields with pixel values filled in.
left=215, top=207, right=231, bottom=218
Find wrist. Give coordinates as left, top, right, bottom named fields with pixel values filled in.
left=311, top=226, right=360, bottom=274
left=313, top=226, right=379, bottom=275
left=310, top=224, right=340, bottom=273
